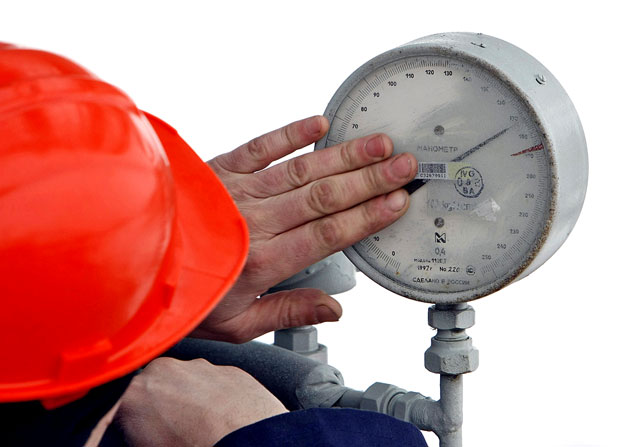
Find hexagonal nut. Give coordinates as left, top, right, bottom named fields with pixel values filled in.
left=391, top=392, right=431, bottom=422
left=360, top=382, right=405, bottom=413
left=425, top=338, right=479, bottom=375
left=428, top=305, right=475, bottom=330
left=274, top=326, right=318, bottom=352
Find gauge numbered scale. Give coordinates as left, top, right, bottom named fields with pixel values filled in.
left=315, top=33, right=587, bottom=303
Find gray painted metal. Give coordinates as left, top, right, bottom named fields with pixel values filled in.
left=314, top=32, right=587, bottom=304
left=402, top=33, right=587, bottom=286
left=269, top=251, right=356, bottom=364
left=269, top=252, right=356, bottom=364
left=274, top=325, right=328, bottom=364
left=425, top=304, right=479, bottom=375
left=176, top=304, right=473, bottom=445
left=266, top=252, right=356, bottom=295
left=336, top=304, right=475, bottom=446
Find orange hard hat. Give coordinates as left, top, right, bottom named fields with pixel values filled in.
left=0, top=43, right=248, bottom=404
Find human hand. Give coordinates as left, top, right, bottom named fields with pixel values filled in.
left=193, top=116, right=417, bottom=342
left=115, top=358, right=287, bottom=447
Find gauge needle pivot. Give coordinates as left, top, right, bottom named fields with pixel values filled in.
left=403, top=126, right=512, bottom=195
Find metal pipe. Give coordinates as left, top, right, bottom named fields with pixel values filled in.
left=333, top=376, right=463, bottom=446
left=165, top=308, right=473, bottom=447
left=336, top=389, right=365, bottom=408
left=437, top=374, right=463, bottom=447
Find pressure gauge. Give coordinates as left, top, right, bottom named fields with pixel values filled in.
left=315, top=33, right=587, bottom=304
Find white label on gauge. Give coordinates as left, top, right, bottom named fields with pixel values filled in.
left=416, top=162, right=467, bottom=180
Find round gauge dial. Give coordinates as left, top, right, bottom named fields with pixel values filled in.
left=315, top=33, right=587, bottom=303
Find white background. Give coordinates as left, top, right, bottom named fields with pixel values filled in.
left=3, top=1, right=623, bottom=446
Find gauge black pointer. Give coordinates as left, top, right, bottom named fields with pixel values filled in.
left=403, top=126, right=512, bottom=195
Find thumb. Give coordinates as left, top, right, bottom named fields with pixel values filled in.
left=194, top=289, right=343, bottom=343
left=247, top=288, right=342, bottom=337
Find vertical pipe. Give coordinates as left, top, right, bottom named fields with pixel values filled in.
left=439, top=429, right=462, bottom=447
left=438, top=374, right=463, bottom=447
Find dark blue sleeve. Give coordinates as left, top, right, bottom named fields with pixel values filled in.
left=215, top=408, right=428, bottom=447
left=0, top=372, right=135, bottom=447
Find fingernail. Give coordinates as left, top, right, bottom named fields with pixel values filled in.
left=391, top=154, right=413, bottom=179
left=305, top=116, right=322, bottom=135
left=315, top=305, right=340, bottom=322
left=386, top=189, right=408, bottom=211
left=365, top=135, right=387, bottom=158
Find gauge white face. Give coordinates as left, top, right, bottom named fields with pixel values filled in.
left=324, top=55, right=553, bottom=302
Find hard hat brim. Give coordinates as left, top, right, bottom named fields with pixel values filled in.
left=46, top=113, right=249, bottom=403
left=0, top=107, right=248, bottom=404
left=115, top=111, right=249, bottom=363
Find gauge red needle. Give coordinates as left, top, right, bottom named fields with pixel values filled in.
left=511, top=143, right=544, bottom=156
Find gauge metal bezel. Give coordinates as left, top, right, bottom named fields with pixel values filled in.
left=314, top=33, right=587, bottom=303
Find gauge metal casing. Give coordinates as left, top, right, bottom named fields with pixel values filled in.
left=315, top=33, right=587, bottom=304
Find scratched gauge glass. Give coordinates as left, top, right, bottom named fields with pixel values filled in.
left=314, top=33, right=591, bottom=304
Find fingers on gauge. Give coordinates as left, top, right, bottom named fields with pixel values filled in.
left=293, top=151, right=415, bottom=222
left=212, top=116, right=329, bottom=174
left=258, top=151, right=415, bottom=233
left=251, top=133, right=394, bottom=197
left=266, top=193, right=409, bottom=276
